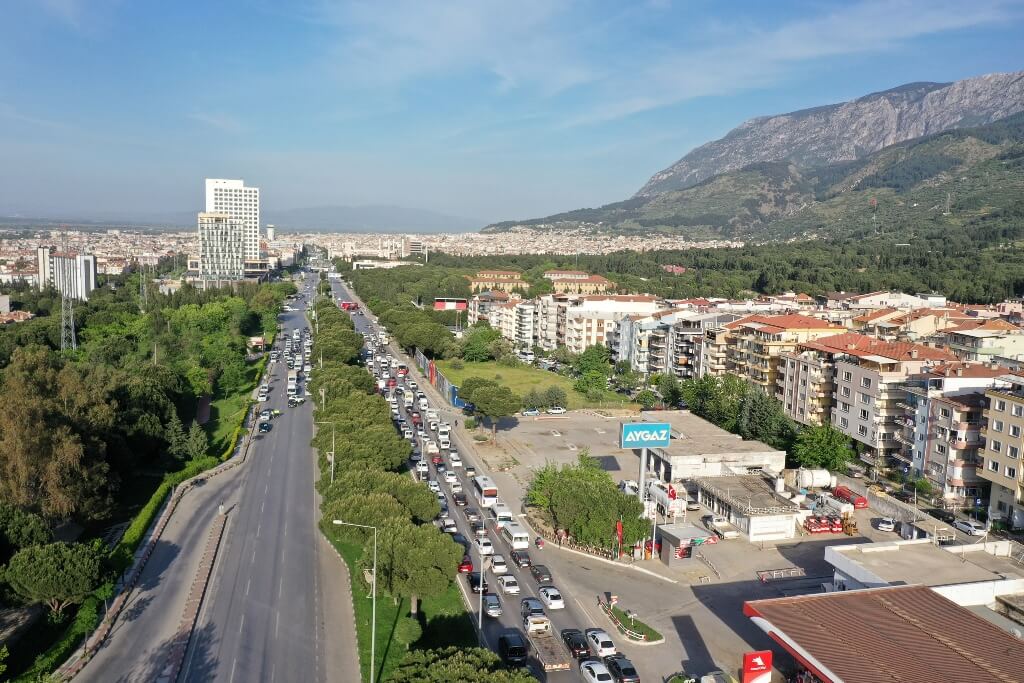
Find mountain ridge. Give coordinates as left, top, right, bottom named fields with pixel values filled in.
left=636, top=70, right=1024, bottom=196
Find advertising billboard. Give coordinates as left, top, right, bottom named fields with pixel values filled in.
left=433, top=298, right=468, bottom=311
left=620, top=422, right=671, bottom=449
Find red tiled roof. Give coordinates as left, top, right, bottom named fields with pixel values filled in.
left=799, top=332, right=957, bottom=362
left=551, top=274, right=612, bottom=284
left=853, top=307, right=899, bottom=323
left=745, top=585, right=1024, bottom=683
left=942, top=318, right=1022, bottom=334
left=919, top=362, right=1007, bottom=379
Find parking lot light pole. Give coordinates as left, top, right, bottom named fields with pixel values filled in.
left=334, top=520, right=378, bottom=683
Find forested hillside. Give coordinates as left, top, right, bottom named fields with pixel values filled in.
left=485, top=112, right=1024, bottom=243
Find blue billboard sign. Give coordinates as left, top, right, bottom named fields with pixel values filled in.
left=620, top=422, right=672, bottom=449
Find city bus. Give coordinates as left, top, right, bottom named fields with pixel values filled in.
left=488, top=502, right=514, bottom=529
left=473, top=475, right=498, bottom=508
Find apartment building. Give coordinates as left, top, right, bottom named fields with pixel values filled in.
left=197, top=212, right=246, bottom=284
left=830, top=341, right=957, bottom=469
left=563, top=295, right=664, bottom=354
left=724, top=315, right=844, bottom=393
left=536, top=292, right=577, bottom=350
left=35, top=246, right=97, bottom=301
left=614, top=310, right=682, bottom=376
left=205, top=179, right=260, bottom=261
left=853, top=307, right=972, bottom=341
left=934, top=319, right=1024, bottom=361
left=670, top=312, right=743, bottom=379
left=899, top=364, right=1008, bottom=505
left=829, top=291, right=947, bottom=310
left=979, top=374, right=1024, bottom=528
left=467, top=290, right=510, bottom=324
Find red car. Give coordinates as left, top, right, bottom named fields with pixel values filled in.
left=458, top=555, right=473, bottom=573
left=411, top=412, right=421, bottom=424
left=431, top=454, right=444, bottom=465
left=387, top=378, right=397, bottom=388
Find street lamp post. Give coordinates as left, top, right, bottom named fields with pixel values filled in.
left=333, top=520, right=378, bottom=683
left=477, top=555, right=490, bottom=632
left=315, top=420, right=336, bottom=484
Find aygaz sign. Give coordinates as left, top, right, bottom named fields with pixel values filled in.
left=620, top=422, right=671, bottom=449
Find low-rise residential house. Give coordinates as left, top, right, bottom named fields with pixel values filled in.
left=829, top=340, right=957, bottom=469
left=724, top=314, right=845, bottom=393
left=900, top=363, right=1010, bottom=506
left=979, top=373, right=1024, bottom=528
left=824, top=291, right=946, bottom=310
left=548, top=274, right=613, bottom=294
left=854, top=307, right=972, bottom=341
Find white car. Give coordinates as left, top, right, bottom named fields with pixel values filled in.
left=490, top=554, right=508, bottom=575
left=450, top=481, right=463, bottom=494
left=876, top=517, right=896, bottom=532
left=585, top=629, right=616, bottom=657
left=475, top=537, right=494, bottom=555
left=537, top=586, right=565, bottom=610
left=953, top=519, right=987, bottom=536
left=546, top=406, right=567, bottom=415
left=257, top=393, right=269, bottom=402
left=415, top=461, right=428, bottom=474
left=580, top=660, right=613, bottom=683
left=444, top=470, right=458, bottom=484
left=403, top=428, right=414, bottom=440
left=449, top=452, right=462, bottom=467
left=427, top=480, right=440, bottom=493
left=497, top=575, right=520, bottom=594
left=408, top=381, right=418, bottom=390
left=441, top=517, right=458, bottom=534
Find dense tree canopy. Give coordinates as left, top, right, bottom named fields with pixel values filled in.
left=389, top=647, right=535, bottom=683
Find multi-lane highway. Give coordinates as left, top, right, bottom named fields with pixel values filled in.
left=329, top=275, right=621, bottom=682
left=78, top=274, right=357, bottom=683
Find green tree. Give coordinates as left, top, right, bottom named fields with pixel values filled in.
left=791, top=424, right=854, bottom=471
left=0, top=502, right=52, bottom=560
left=377, top=521, right=462, bottom=615
left=469, top=385, right=521, bottom=440
left=165, top=412, right=188, bottom=460
left=550, top=345, right=576, bottom=365
left=457, top=376, right=498, bottom=404
left=186, top=422, right=209, bottom=460
left=4, top=542, right=104, bottom=617
left=522, top=388, right=544, bottom=410
left=573, top=370, right=607, bottom=397
left=389, top=647, right=535, bottom=683
left=737, top=387, right=796, bottom=450
left=461, top=325, right=501, bottom=362
left=636, top=389, right=658, bottom=410
left=573, top=345, right=611, bottom=377
left=543, top=385, right=567, bottom=408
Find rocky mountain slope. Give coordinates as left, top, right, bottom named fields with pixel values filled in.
left=483, top=112, right=1024, bottom=241
left=636, top=70, right=1024, bottom=196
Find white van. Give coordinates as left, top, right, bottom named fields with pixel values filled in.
left=501, top=523, right=530, bottom=550
left=439, top=436, right=451, bottom=450
left=404, top=394, right=414, bottom=409
left=419, top=398, right=429, bottom=412
left=489, top=502, right=514, bottom=529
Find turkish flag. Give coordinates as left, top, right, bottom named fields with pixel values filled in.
left=668, top=485, right=677, bottom=500
left=615, top=519, right=623, bottom=547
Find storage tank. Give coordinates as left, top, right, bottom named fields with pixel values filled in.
left=797, top=468, right=832, bottom=489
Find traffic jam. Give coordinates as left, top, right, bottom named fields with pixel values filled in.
left=331, top=278, right=642, bottom=683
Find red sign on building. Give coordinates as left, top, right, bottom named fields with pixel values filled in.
left=742, top=650, right=772, bottom=683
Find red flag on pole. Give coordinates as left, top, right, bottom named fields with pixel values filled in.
left=615, top=519, right=623, bottom=547
left=668, top=485, right=677, bottom=500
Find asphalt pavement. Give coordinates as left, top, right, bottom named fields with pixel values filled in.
left=331, top=277, right=626, bottom=683
left=78, top=275, right=358, bottom=683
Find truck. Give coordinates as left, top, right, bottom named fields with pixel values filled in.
left=832, top=485, right=869, bottom=510
left=647, top=481, right=686, bottom=517
left=522, top=615, right=570, bottom=672
left=707, top=515, right=739, bottom=540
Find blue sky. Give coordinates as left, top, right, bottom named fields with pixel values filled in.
left=1, top=0, right=1022, bottom=225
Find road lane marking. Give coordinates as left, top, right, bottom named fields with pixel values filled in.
left=239, top=614, right=245, bottom=634
left=276, top=611, right=280, bottom=638
left=265, top=483, right=269, bottom=495
left=252, top=549, right=257, bottom=564
left=257, top=523, right=261, bottom=538
left=261, top=500, right=265, bottom=514
left=278, top=576, right=283, bottom=599
left=230, top=658, right=238, bottom=683
left=246, top=579, right=251, bottom=596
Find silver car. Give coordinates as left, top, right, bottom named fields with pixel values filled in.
left=483, top=593, right=502, bottom=617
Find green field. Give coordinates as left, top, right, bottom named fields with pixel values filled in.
left=205, top=360, right=263, bottom=455
left=435, top=361, right=631, bottom=410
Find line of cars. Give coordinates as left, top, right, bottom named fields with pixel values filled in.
left=351, top=309, right=642, bottom=682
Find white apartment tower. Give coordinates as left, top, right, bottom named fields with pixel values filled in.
left=205, top=179, right=260, bottom=260
left=198, top=213, right=245, bottom=284
left=36, top=247, right=97, bottom=301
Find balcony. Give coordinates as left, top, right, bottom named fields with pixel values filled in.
left=894, top=432, right=914, bottom=447
left=896, top=401, right=915, bottom=411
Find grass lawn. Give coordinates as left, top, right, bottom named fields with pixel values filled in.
left=327, top=534, right=475, bottom=683
left=436, top=360, right=633, bottom=410
left=205, top=361, right=262, bottom=455
left=609, top=603, right=663, bottom=641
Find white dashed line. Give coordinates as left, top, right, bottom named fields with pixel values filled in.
left=252, top=549, right=257, bottom=564
left=246, top=579, right=251, bottom=596
left=257, top=523, right=261, bottom=538
left=239, top=614, right=245, bottom=634
left=230, top=658, right=238, bottom=683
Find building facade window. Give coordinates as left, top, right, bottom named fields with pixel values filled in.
left=1007, top=467, right=1017, bottom=479
left=993, top=420, right=1004, bottom=432
left=1012, top=403, right=1023, bottom=417
left=989, top=460, right=1000, bottom=472
left=996, top=399, right=1006, bottom=411
left=858, top=425, right=868, bottom=437
left=840, top=417, right=849, bottom=428
left=843, top=371, right=852, bottom=382
left=991, top=440, right=1002, bottom=453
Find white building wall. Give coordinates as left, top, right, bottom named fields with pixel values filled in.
left=205, top=178, right=261, bottom=260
